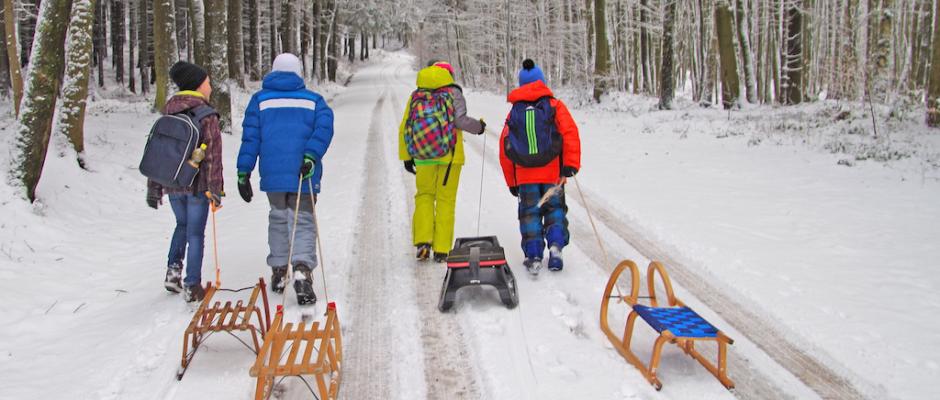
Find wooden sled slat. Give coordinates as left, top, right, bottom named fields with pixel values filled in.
left=600, top=260, right=735, bottom=391
left=250, top=303, right=343, bottom=400
left=178, top=278, right=271, bottom=380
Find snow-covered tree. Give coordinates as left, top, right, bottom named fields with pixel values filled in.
left=203, top=0, right=231, bottom=131
left=57, top=0, right=97, bottom=168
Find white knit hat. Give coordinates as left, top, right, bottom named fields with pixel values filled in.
left=272, top=53, right=303, bottom=78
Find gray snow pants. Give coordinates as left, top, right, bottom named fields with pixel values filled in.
left=266, top=192, right=318, bottom=269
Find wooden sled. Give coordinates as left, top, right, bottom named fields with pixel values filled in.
left=178, top=278, right=272, bottom=380
left=249, top=302, right=343, bottom=400
left=600, top=260, right=734, bottom=390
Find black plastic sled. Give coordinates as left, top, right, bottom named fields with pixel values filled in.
left=438, top=236, right=519, bottom=312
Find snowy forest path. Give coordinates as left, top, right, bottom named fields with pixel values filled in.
left=462, top=127, right=871, bottom=400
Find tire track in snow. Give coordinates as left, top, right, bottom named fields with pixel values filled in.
left=341, top=91, right=396, bottom=399
left=462, top=135, right=796, bottom=400
left=384, top=68, right=483, bottom=400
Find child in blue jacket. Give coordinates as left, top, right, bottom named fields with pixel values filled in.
left=236, top=53, right=334, bottom=305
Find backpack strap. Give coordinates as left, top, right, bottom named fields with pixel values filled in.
left=188, top=104, right=219, bottom=126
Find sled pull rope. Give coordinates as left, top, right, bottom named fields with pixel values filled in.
left=308, top=176, right=331, bottom=307
left=207, top=193, right=222, bottom=288
left=283, top=176, right=306, bottom=307
left=476, top=128, right=488, bottom=237
left=573, top=176, right=622, bottom=299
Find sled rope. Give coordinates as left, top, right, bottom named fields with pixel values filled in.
left=208, top=195, right=222, bottom=287
left=309, top=176, right=331, bottom=307
left=573, top=176, right=623, bottom=299
left=476, top=128, right=488, bottom=236
left=283, top=176, right=306, bottom=307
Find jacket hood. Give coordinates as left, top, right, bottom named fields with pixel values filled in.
left=164, top=93, right=208, bottom=115
left=416, top=65, right=455, bottom=89
left=508, top=81, right=554, bottom=103
left=262, top=71, right=306, bottom=91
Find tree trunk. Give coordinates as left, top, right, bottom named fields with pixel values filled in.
left=327, top=0, right=337, bottom=81
left=138, top=0, right=149, bottom=93
left=186, top=0, right=204, bottom=65
left=301, top=5, right=309, bottom=74
left=4, top=0, right=23, bottom=114
left=871, top=0, right=894, bottom=102
left=592, top=0, right=610, bottom=102
left=94, top=0, right=106, bottom=87
left=0, top=7, right=10, bottom=97
left=128, top=0, right=136, bottom=92
left=925, top=0, right=940, bottom=126
left=203, top=0, right=230, bottom=131
left=783, top=0, right=803, bottom=104
left=58, top=0, right=96, bottom=168
left=640, top=0, right=651, bottom=93
left=269, top=0, right=278, bottom=62
left=659, top=0, right=676, bottom=109
left=19, top=0, right=39, bottom=67
left=715, top=0, right=740, bottom=108
left=11, top=0, right=73, bottom=201
left=111, top=0, right=125, bottom=83
left=226, top=0, right=243, bottom=87
left=247, top=0, right=260, bottom=80
left=735, top=0, right=756, bottom=103
left=282, top=0, right=296, bottom=54
left=153, top=0, right=178, bottom=110
left=311, top=0, right=319, bottom=79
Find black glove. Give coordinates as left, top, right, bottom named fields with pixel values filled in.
left=478, top=119, right=487, bottom=135
left=404, top=160, right=416, bottom=175
left=300, top=155, right=316, bottom=179
left=561, top=166, right=578, bottom=178
left=146, top=188, right=162, bottom=209
left=509, top=186, right=518, bottom=197
left=237, top=172, right=253, bottom=203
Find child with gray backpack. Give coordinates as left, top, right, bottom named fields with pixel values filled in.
left=142, top=61, right=223, bottom=302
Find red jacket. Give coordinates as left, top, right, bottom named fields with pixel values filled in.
left=499, top=81, right=581, bottom=187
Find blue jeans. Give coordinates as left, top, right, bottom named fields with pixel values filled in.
left=167, top=193, right=210, bottom=287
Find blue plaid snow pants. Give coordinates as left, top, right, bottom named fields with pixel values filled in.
left=517, top=183, right=569, bottom=259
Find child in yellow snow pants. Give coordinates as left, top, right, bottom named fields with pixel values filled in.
left=413, top=164, right=462, bottom=257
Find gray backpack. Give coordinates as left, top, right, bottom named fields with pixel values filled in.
left=139, top=105, right=217, bottom=188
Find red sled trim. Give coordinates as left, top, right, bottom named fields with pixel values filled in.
left=446, top=260, right=507, bottom=268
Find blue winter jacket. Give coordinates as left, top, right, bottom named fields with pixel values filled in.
left=237, top=71, right=334, bottom=193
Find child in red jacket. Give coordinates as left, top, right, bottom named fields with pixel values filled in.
left=499, top=59, right=581, bottom=275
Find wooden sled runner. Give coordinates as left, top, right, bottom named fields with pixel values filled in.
left=600, top=260, right=734, bottom=390
left=249, top=302, right=343, bottom=400
left=178, top=278, right=272, bottom=380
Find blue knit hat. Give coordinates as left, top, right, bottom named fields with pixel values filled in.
left=518, top=59, right=545, bottom=86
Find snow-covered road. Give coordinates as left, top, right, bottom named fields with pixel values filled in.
left=3, top=50, right=926, bottom=400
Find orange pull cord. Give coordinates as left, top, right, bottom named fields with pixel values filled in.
left=206, top=192, right=222, bottom=288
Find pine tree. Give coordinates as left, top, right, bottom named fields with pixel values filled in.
left=153, top=0, right=178, bottom=110
left=926, top=0, right=940, bottom=126
left=128, top=0, right=137, bottom=92
left=186, top=0, right=204, bottom=66
left=248, top=0, right=260, bottom=80
left=111, top=0, right=125, bottom=83
left=203, top=0, right=231, bottom=131
left=735, top=0, right=756, bottom=103
left=57, top=0, right=97, bottom=168
left=3, top=0, right=23, bottom=114
left=138, top=0, right=150, bottom=94
left=10, top=0, right=74, bottom=201
left=783, top=0, right=803, bottom=104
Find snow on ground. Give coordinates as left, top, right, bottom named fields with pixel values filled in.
left=0, top=49, right=937, bottom=400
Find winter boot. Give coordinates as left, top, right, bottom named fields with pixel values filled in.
left=524, top=258, right=543, bottom=275
left=164, top=263, right=183, bottom=293
left=183, top=283, right=206, bottom=303
left=433, top=252, right=449, bottom=263
left=547, top=246, right=564, bottom=272
left=416, top=243, right=431, bottom=261
left=271, top=265, right=288, bottom=294
left=293, top=264, right=317, bottom=306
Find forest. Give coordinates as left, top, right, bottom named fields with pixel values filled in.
left=2, top=0, right=938, bottom=201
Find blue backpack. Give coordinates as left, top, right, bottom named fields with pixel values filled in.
left=139, top=105, right=217, bottom=188
left=504, top=97, right=561, bottom=167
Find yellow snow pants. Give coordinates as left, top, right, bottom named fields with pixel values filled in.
left=413, top=164, right=462, bottom=254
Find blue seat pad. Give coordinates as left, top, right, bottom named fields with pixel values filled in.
left=632, top=305, right=719, bottom=338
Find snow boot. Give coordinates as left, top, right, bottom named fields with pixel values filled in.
left=433, top=252, right=449, bottom=263
left=524, top=258, right=543, bottom=275
left=548, top=246, right=563, bottom=272
left=293, top=264, right=317, bottom=306
left=183, top=284, right=206, bottom=303
left=271, top=265, right=288, bottom=294
left=416, top=243, right=431, bottom=261
left=164, top=263, right=183, bottom=293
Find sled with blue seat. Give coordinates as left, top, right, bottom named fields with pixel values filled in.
left=600, top=260, right=734, bottom=390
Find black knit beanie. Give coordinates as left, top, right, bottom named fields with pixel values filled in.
left=169, top=61, right=208, bottom=91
